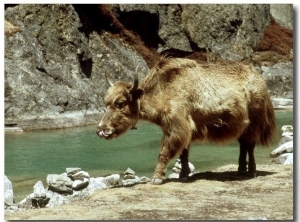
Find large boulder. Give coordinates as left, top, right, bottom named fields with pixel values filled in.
left=270, top=4, right=293, bottom=29
left=5, top=5, right=98, bottom=130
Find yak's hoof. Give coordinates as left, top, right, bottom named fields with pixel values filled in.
left=238, top=170, right=248, bottom=176
left=238, top=171, right=257, bottom=178
left=248, top=172, right=257, bottom=178
left=151, top=178, right=164, bottom=185
left=179, top=176, right=190, bottom=182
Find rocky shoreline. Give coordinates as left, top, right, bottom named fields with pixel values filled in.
left=4, top=163, right=293, bottom=220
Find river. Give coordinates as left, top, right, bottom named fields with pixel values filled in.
left=5, top=110, right=293, bottom=202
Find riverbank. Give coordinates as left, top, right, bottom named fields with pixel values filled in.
left=5, top=163, right=293, bottom=220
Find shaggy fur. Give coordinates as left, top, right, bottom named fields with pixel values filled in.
left=97, top=58, right=276, bottom=184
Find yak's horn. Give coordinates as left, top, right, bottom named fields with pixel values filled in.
left=105, top=72, right=114, bottom=87
left=132, top=64, right=139, bottom=91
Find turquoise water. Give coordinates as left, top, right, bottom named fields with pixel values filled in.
left=5, top=110, right=293, bottom=202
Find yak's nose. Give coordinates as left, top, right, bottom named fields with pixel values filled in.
left=96, top=128, right=109, bottom=138
left=96, top=126, right=115, bottom=139
left=96, top=129, right=101, bottom=136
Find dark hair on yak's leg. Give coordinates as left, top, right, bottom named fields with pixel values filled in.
left=238, top=136, right=257, bottom=178
left=179, top=148, right=191, bottom=182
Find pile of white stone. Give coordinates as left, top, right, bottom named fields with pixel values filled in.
left=4, top=167, right=153, bottom=213
left=5, top=161, right=197, bottom=213
left=270, top=125, right=293, bottom=165
left=168, top=159, right=195, bottom=179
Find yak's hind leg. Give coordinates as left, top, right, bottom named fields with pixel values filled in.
left=179, top=148, right=191, bottom=182
left=238, top=137, right=256, bottom=178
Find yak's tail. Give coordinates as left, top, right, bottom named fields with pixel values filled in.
left=245, top=95, right=277, bottom=147
left=259, top=96, right=277, bottom=146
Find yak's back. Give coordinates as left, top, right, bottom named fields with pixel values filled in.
left=140, top=58, right=198, bottom=92
left=140, top=58, right=262, bottom=95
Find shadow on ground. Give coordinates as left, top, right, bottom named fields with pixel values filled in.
left=167, top=170, right=276, bottom=183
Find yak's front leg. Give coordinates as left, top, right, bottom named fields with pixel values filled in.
left=152, top=130, right=189, bottom=185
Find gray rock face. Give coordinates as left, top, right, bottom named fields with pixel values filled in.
left=262, top=62, right=293, bottom=99
left=5, top=5, right=99, bottom=130
left=4, top=4, right=149, bottom=130
left=115, top=4, right=270, bottom=61
left=181, top=4, right=270, bottom=61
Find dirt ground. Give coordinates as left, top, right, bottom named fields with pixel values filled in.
left=5, top=163, right=293, bottom=220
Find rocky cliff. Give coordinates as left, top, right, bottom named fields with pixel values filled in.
left=4, top=4, right=293, bottom=130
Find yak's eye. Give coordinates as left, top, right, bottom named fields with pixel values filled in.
left=115, top=101, right=126, bottom=109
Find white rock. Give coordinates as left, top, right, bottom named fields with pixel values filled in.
left=168, top=173, right=179, bottom=179
left=276, top=153, right=293, bottom=165
left=271, top=98, right=293, bottom=108
left=279, top=135, right=293, bottom=146
left=18, top=193, right=35, bottom=209
left=139, top=176, right=151, bottom=183
left=4, top=175, right=14, bottom=206
left=283, top=153, right=293, bottom=165
left=281, top=132, right=293, bottom=137
left=281, top=125, right=293, bottom=133
left=270, top=141, right=293, bottom=157
left=173, top=159, right=195, bottom=173
left=84, top=177, right=107, bottom=194
left=46, top=174, right=73, bottom=193
left=45, top=190, right=70, bottom=208
left=124, top=167, right=135, bottom=175
left=250, top=217, right=267, bottom=220
left=72, top=178, right=89, bottom=190
left=124, top=174, right=136, bottom=179
left=70, top=171, right=90, bottom=180
left=168, top=160, right=196, bottom=179
left=66, top=167, right=82, bottom=176
left=102, top=174, right=120, bottom=187
left=33, top=181, right=46, bottom=198
left=122, top=176, right=140, bottom=186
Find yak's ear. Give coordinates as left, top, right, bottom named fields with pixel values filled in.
left=131, top=88, right=144, bottom=100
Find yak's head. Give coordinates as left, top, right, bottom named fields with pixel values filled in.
left=96, top=67, right=143, bottom=140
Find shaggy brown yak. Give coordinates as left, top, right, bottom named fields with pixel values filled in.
left=97, top=58, right=276, bottom=185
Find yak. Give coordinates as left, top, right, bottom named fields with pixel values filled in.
left=96, top=58, right=276, bottom=185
